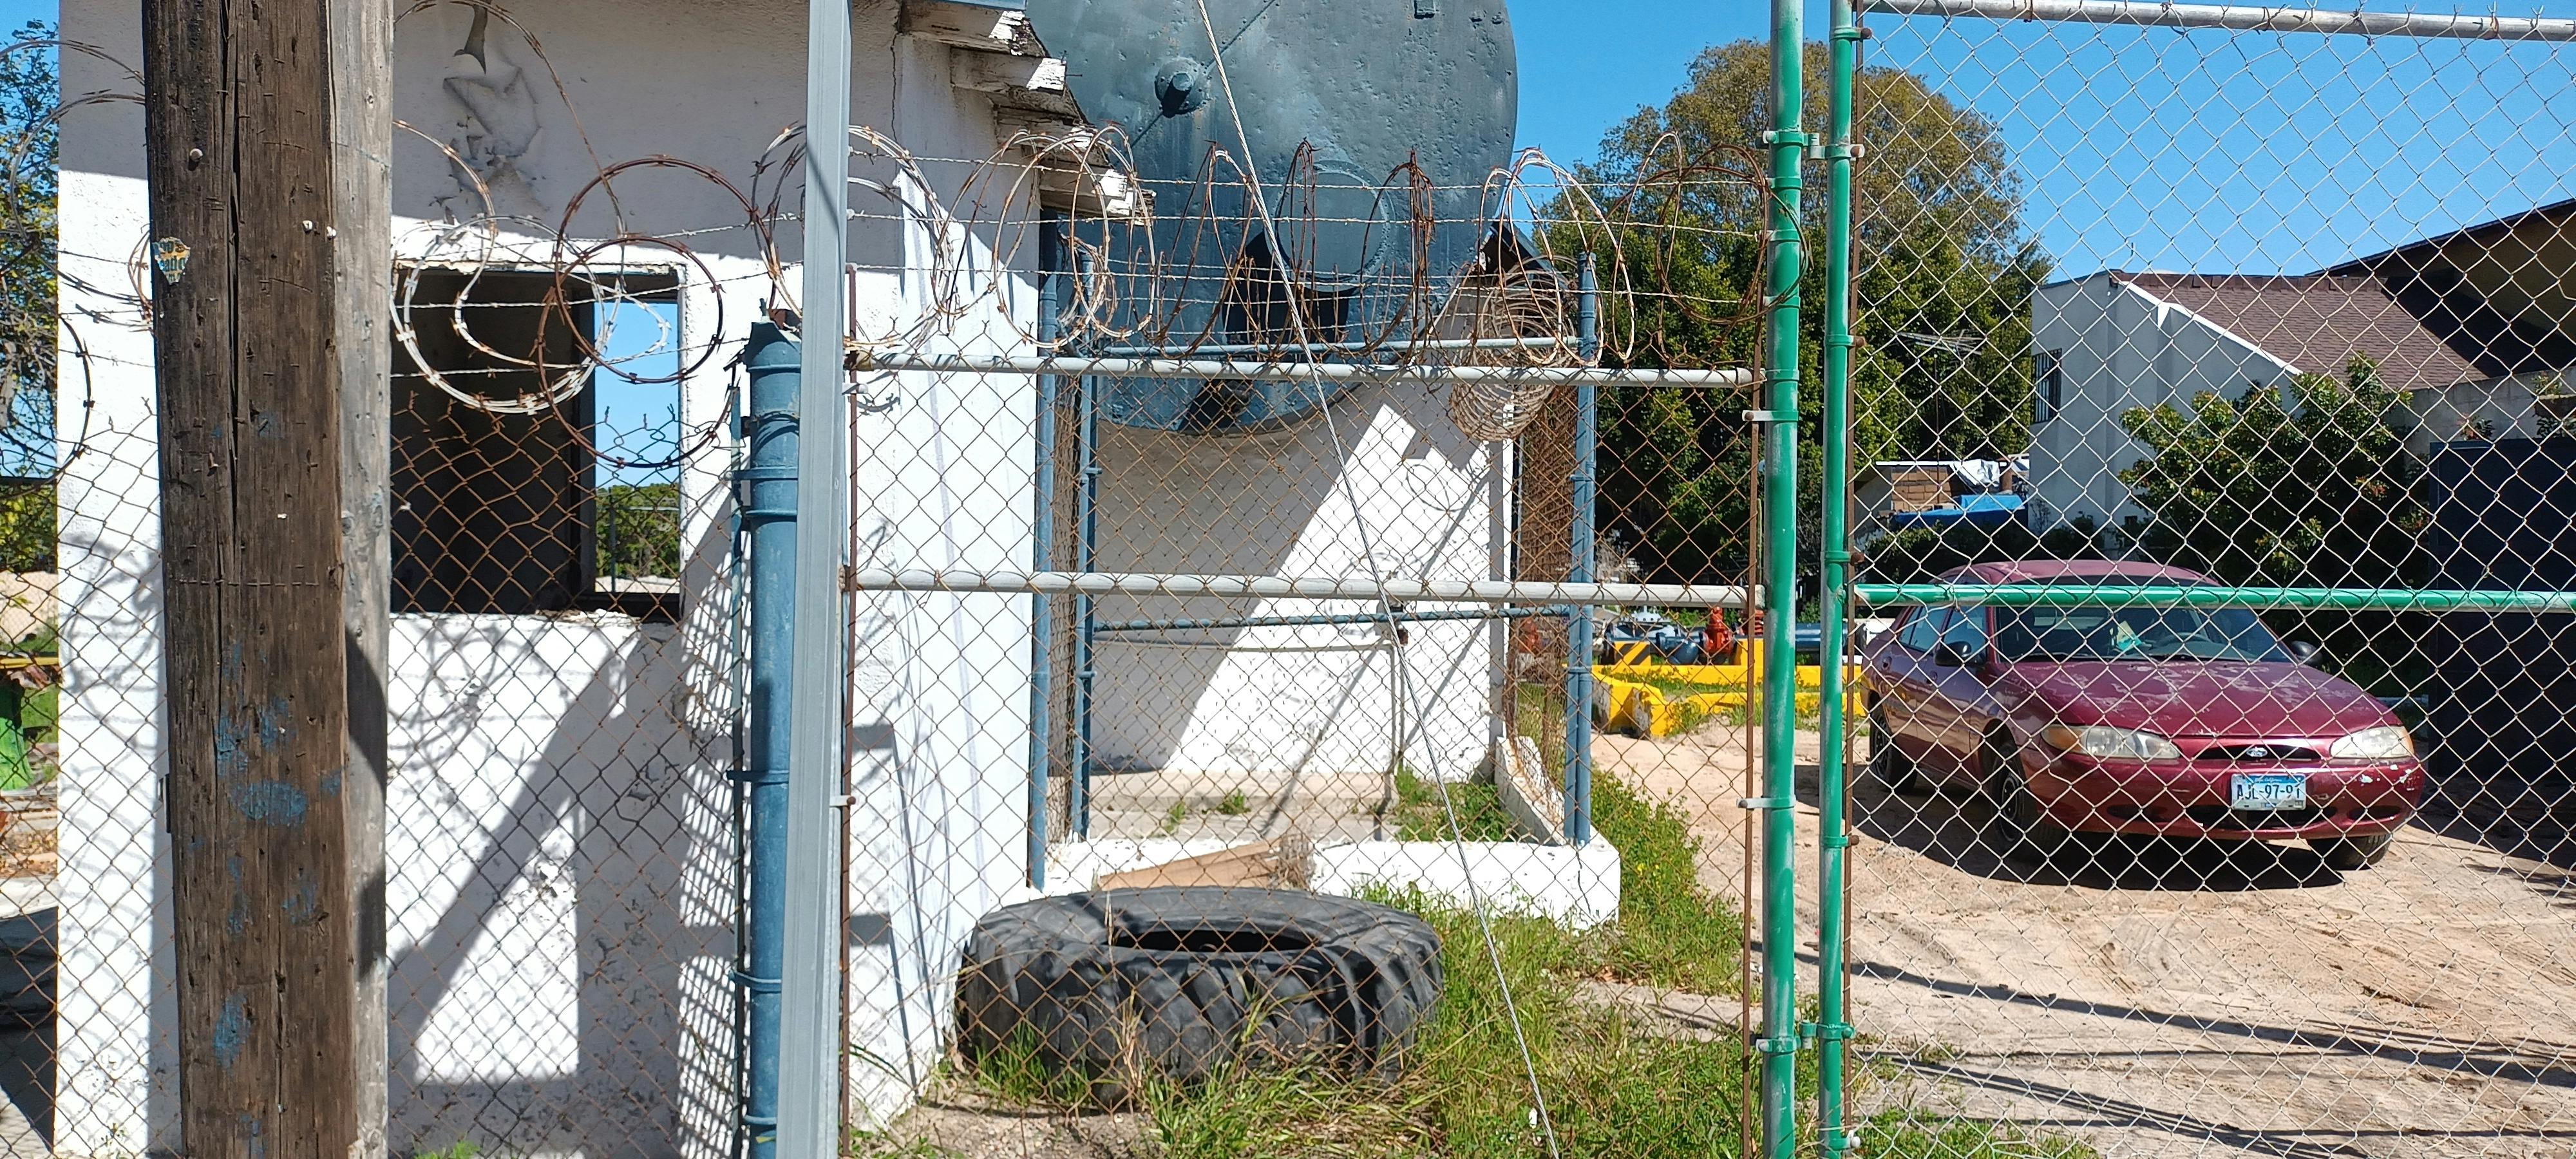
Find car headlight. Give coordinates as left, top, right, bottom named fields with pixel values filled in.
left=2330, top=725, right=2414, bottom=760
left=2041, top=722, right=2183, bottom=760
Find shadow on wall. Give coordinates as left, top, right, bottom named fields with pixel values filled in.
left=2422, top=437, right=2576, bottom=869
left=383, top=514, right=736, bottom=1156
left=1083, top=386, right=1500, bottom=780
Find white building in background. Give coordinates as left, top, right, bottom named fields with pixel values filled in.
left=49, top=0, right=1501, bottom=1153
left=2026, top=201, right=2576, bottom=538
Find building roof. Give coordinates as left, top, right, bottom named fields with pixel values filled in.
left=2113, top=272, right=2484, bottom=390
left=2325, top=196, right=2576, bottom=274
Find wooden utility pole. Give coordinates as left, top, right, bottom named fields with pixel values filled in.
left=141, top=0, right=391, bottom=1149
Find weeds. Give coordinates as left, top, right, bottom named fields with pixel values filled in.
left=1216, top=789, right=1250, bottom=816
left=1390, top=767, right=1519, bottom=842
left=1157, top=799, right=1189, bottom=836
left=1586, top=771, right=1744, bottom=994
left=956, top=890, right=2085, bottom=1158
left=951, top=762, right=2078, bottom=1156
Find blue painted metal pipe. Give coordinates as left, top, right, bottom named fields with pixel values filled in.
left=1563, top=253, right=1599, bottom=847
left=1072, top=250, right=1101, bottom=838
left=1028, top=217, right=1061, bottom=887
left=736, top=323, right=800, bottom=1159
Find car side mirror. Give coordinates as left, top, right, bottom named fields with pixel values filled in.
left=1932, top=643, right=1972, bottom=668
left=2287, top=639, right=2322, bottom=664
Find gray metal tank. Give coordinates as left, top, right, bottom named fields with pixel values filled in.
left=1028, top=0, right=1520, bottom=431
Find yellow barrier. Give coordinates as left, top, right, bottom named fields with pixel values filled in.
left=1590, top=656, right=1866, bottom=739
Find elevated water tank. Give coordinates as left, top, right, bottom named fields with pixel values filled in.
left=1029, top=0, right=1520, bottom=431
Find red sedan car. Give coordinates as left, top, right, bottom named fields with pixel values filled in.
left=1861, top=560, right=2423, bottom=870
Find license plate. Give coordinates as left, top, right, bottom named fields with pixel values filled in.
left=2230, top=773, right=2309, bottom=810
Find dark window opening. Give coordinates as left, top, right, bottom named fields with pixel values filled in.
left=2036, top=348, right=2064, bottom=421
left=392, top=267, right=683, bottom=621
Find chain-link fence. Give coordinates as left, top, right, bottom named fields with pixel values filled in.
left=9, top=0, right=2576, bottom=1156
left=1837, top=5, right=2576, bottom=1156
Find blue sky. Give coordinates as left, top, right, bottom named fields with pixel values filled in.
left=12, top=0, right=2575, bottom=276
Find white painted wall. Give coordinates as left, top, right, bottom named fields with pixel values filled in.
left=2408, top=373, right=2552, bottom=455
left=2027, top=273, right=2301, bottom=535
left=53, top=0, right=1047, bottom=1150
left=1086, top=391, right=1501, bottom=787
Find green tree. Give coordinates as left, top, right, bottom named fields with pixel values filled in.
left=2118, top=356, right=2423, bottom=587
left=595, top=482, right=681, bottom=581
left=1564, top=41, right=2047, bottom=585
left=0, top=23, right=58, bottom=574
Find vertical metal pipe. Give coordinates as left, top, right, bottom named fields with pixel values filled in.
left=1817, top=0, right=1862, bottom=1151
left=1759, top=3, right=1808, bottom=1156
left=736, top=325, right=800, bottom=1159
left=1564, top=253, right=1600, bottom=846
left=1072, top=252, right=1100, bottom=838
left=780, top=2, right=853, bottom=1149
left=1028, top=216, right=1061, bottom=887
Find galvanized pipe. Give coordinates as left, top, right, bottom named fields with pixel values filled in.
left=735, top=325, right=799, bottom=1159
left=1026, top=217, right=1061, bottom=889
left=1758, top=2, right=1808, bottom=1154
left=1564, top=254, right=1600, bottom=847
left=1860, top=0, right=2576, bottom=39
left=1099, top=336, right=1564, bottom=357
left=852, top=351, right=1759, bottom=388
left=1856, top=582, right=2576, bottom=611
left=779, top=0, right=853, bottom=1144
left=846, top=567, right=1754, bottom=607
left=1092, top=605, right=1573, bottom=634
left=1816, top=0, right=1863, bottom=1149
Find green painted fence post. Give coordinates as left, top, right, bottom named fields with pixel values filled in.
left=1759, top=1, right=1808, bottom=1155
left=1815, top=0, right=1862, bottom=1151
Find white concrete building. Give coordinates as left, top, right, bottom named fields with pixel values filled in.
left=2028, top=220, right=2576, bottom=539
left=49, top=0, right=1507, bottom=1153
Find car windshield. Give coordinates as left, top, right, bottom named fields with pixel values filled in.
left=1990, top=603, right=2290, bottom=663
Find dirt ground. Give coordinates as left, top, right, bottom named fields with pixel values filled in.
left=1599, top=728, right=2576, bottom=1159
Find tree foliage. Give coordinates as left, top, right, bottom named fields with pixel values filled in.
left=0, top=24, right=58, bottom=574
left=1566, top=41, right=2048, bottom=585
left=596, top=482, right=681, bottom=581
left=2119, top=357, right=2424, bottom=586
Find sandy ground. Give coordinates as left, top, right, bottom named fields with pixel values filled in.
left=1598, top=727, right=2576, bottom=1159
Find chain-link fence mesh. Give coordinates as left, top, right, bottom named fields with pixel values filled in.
left=8, top=1, right=2576, bottom=1156
left=1840, top=8, right=2576, bottom=1157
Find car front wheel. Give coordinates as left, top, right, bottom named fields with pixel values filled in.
left=1984, top=729, right=2078, bottom=862
left=2311, top=833, right=2394, bottom=871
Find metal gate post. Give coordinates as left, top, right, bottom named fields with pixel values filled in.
left=779, top=0, right=853, bottom=1146
left=1816, top=0, right=1863, bottom=1149
left=1028, top=215, right=1061, bottom=886
left=1564, top=252, right=1600, bottom=845
left=1757, top=2, right=1808, bottom=1155
left=1071, top=248, right=1101, bottom=838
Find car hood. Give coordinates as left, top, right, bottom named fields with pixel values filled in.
left=2008, top=660, right=2392, bottom=739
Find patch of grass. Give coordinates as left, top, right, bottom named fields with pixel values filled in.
left=1216, top=788, right=1251, bottom=816
left=960, top=1025, right=1095, bottom=1108
left=1390, top=759, right=1739, bottom=994
left=1392, top=767, right=1518, bottom=842
left=410, top=1144, right=482, bottom=1159
left=1587, top=772, right=1744, bottom=995
left=958, top=892, right=2080, bottom=1158
left=1157, top=798, right=1189, bottom=836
